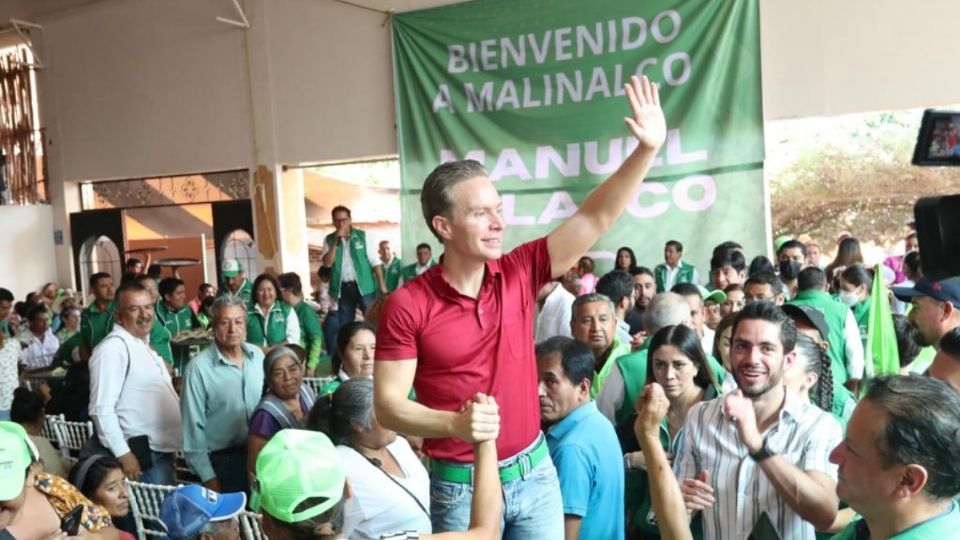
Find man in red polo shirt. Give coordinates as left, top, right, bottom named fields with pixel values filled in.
left=375, top=75, right=666, bottom=537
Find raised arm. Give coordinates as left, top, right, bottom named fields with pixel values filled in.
left=547, top=75, right=666, bottom=277
left=634, top=384, right=692, bottom=540
left=373, top=359, right=499, bottom=442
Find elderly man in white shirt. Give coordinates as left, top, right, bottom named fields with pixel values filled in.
left=18, top=305, right=59, bottom=371
left=89, top=282, right=182, bottom=485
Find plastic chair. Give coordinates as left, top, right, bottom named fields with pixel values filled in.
left=126, top=480, right=176, bottom=539
left=50, top=416, right=94, bottom=460
left=302, top=376, right=335, bottom=395
left=41, top=414, right=62, bottom=442
left=239, top=511, right=267, bottom=540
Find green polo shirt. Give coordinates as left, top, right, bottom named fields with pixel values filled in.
left=292, top=300, right=324, bottom=369
left=180, top=342, right=265, bottom=482
left=156, top=301, right=199, bottom=370
left=831, top=501, right=960, bottom=539
left=218, top=278, right=253, bottom=305
left=80, top=301, right=115, bottom=351
left=150, top=319, right=173, bottom=365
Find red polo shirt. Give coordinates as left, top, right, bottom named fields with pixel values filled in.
left=376, top=238, right=552, bottom=463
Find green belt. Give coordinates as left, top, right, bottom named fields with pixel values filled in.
left=431, top=436, right=549, bottom=485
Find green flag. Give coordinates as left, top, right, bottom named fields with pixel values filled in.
left=392, top=0, right=766, bottom=273
left=864, top=263, right=900, bottom=380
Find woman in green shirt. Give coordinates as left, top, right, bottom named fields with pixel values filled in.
left=247, top=274, right=300, bottom=352
left=318, top=321, right=375, bottom=396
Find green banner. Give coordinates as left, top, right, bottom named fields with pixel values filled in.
left=392, top=0, right=765, bottom=275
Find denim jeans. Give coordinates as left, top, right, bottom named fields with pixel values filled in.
left=140, top=452, right=175, bottom=485
left=331, top=281, right=376, bottom=351
left=430, top=439, right=564, bottom=539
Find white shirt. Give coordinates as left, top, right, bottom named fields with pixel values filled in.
left=338, top=437, right=432, bottom=539
left=323, top=233, right=382, bottom=284
left=18, top=328, right=59, bottom=371
left=535, top=284, right=575, bottom=343
left=701, top=326, right=715, bottom=360
left=664, top=261, right=700, bottom=291
left=89, top=324, right=182, bottom=455
left=0, top=339, right=19, bottom=411
left=843, top=310, right=865, bottom=379
left=675, top=389, right=841, bottom=540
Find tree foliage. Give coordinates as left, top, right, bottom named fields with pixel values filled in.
left=769, top=108, right=960, bottom=247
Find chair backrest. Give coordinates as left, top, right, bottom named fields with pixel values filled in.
left=50, top=417, right=94, bottom=459
left=126, top=480, right=176, bottom=539
left=41, top=414, right=62, bottom=442
left=239, top=511, right=267, bottom=540
left=302, top=376, right=335, bottom=395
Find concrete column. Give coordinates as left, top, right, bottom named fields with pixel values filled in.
left=241, top=0, right=311, bottom=291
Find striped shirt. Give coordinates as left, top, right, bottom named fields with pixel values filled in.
left=675, top=388, right=841, bottom=540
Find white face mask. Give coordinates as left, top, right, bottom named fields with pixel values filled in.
left=839, top=289, right=860, bottom=307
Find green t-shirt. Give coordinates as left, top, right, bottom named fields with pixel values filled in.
left=831, top=501, right=960, bottom=539
left=80, top=302, right=115, bottom=351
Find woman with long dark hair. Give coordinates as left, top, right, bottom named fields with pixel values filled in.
left=623, top=325, right=719, bottom=538
left=69, top=455, right=137, bottom=540
left=615, top=247, right=639, bottom=274
left=783, top=333, right=857, bottom=429
left=824, top=236, right=864, bottom=288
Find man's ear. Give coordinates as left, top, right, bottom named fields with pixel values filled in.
left=579, top=379, right=592, bottom=400
left=942, top=300, right=956, bottom=323
left=432, top=215, right=453, bottom=242
left=895, top=464, right=929, bottom=499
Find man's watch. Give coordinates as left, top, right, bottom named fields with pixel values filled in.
left=749, top=440, right=775, bottom=462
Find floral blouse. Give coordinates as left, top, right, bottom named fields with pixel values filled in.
left=34, top=472, right=113, bottom=532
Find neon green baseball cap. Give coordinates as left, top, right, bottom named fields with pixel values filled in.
left=0, top=422, right=32, bottom=500
left=251, top=430, right=345, bottom=523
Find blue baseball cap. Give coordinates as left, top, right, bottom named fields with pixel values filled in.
left=159, top=485, right=246, bottom=539
left=892, top=276, right=960, bottom=308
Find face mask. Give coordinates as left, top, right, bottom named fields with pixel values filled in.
left=839, top=289, right=860, bottom=307
left=779, top=260, right=802, bottom=280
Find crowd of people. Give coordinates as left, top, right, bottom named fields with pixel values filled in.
left=2, top=75, right=959, bottom=540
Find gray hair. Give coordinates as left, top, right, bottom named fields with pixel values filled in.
left=210, top=295, right=247, bottom=324
left=421, top=159, right=487, bottom=243
left=263, top=346, right=302, bottom=381
left=570, top=293, right=615, bottom=322
left=331, top=378, right=374, bottom=444
left=643, top=292, right=691, bottom=334
left=183, top=519, right=230, bottom=540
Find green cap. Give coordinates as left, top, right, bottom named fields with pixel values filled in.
left=773, top=235, right=794, bottom=252
left=0, top=422, right=32, bottom=500
left=251, top=430, right=345, bottom=523
left=697, top=284, right=726, bottom=305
